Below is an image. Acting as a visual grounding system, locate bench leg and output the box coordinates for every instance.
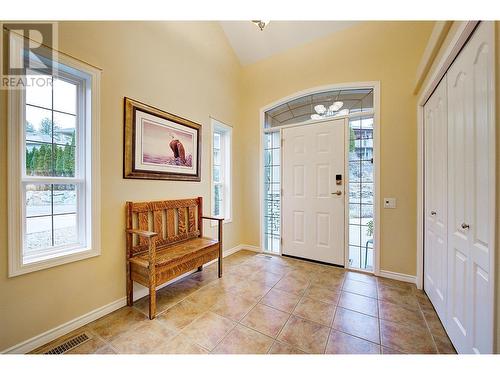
[126,263,133,306]
[197,265,203,272]
[149,286,156,320]
[218,256,222,278]
[147,237,157,319]
[217,222,223,278]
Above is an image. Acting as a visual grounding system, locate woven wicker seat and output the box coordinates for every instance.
[129,237,219,268]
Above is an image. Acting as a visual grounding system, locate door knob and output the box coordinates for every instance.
[461,223,470,230]
[430,211,437,216]
[332,190,342,196]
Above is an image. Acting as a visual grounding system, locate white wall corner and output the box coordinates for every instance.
[413,21,453,94]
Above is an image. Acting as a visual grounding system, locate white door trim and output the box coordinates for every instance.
[416,21,482,289]
[259,81,380,275]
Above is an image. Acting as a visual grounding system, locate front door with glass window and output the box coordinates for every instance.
[282,118,345,265]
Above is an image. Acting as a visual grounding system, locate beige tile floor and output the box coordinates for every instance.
[32,250,456,355]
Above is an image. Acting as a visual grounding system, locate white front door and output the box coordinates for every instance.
[423,76,448,320]
[282,118,345,265]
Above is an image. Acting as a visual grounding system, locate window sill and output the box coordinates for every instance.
[8,246,101,277]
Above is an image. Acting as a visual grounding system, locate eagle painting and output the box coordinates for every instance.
[169,134,186,165]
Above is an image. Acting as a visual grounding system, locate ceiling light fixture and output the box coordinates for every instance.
[311,100,348,120]
[329,101,344,112]
[252,20,269,31]
[314,104,326,115]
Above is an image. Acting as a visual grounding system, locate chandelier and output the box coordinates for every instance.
[310,101,349,120]
[252,20,269,31]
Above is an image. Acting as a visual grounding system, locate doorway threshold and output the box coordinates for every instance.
[281,254,345,269]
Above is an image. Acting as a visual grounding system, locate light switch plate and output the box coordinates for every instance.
[384,198,397,209]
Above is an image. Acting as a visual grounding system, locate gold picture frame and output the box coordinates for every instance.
[123,97,201,181]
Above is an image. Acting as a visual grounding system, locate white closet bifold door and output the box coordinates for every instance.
[423,76,448,321]
[446,21,495,354]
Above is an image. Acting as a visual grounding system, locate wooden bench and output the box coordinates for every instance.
[125,197,223,319]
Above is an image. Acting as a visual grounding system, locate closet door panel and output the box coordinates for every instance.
[447,50,471,354]
[423,76,448,319]
[446,21,494,354]
[433,85,448,309]
[467,22,494,354]
[424,101,436,297]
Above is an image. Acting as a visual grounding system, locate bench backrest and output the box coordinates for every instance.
[126,197,203,256]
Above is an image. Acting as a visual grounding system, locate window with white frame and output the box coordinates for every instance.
[8,42,101,276]
[211,119,232,222]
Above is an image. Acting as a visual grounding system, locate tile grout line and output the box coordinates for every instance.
[209,256,293,353]
[129,256,258,352]
[331,278,409,349]
[275,272,346,353]
[183,258,265,352]
[38,254,292,353]
[416,291,457,353]
[230,260,301,354]
[324,276,346,353]
[268,281,312,353]
[50,251,444,355]
[416,292,440,354]
[196,264,434,353]
[265,263,342,353]
[376,285,437,354]
[376,279,383,353]
[236,261,294,354]
[339,281,437,353]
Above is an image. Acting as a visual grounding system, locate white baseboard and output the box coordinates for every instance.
[238,244,261,253]
[378,269,417,285]
[1,243,258,354]
[2,297,126,354]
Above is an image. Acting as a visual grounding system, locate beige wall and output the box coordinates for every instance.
[0,21,244,351]
[240,21,434,276]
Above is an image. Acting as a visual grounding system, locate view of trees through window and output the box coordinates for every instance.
[26,117,76,177]
[24,76,79,255]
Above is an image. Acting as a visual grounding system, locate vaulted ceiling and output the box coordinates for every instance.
[219,21,358,65]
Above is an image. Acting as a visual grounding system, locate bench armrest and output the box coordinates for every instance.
[126,229,158,238]
[201,216,224,222]
[201,216,223,248]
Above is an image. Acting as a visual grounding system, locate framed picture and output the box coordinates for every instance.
[123,97,201,181]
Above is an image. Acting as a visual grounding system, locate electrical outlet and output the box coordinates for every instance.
[384,198,397,209]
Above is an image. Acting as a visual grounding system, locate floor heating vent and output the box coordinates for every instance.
[256,254,273,260]
[44,333,90,354]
